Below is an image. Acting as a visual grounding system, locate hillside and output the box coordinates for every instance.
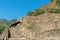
[1,13,60,40]
[9,18,17,24]
[0,18,17,26]
[0,0,60,40]
[27,0,60,16]
[0,18,17,34]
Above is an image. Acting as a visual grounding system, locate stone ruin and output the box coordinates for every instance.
[0,14,60,40]
[0,0,60,40]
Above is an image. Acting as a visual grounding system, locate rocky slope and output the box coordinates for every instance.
[0,13,60,40]
[0,0,60,40]
[27,0,60,16]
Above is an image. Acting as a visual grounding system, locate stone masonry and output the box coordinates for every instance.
[0,14,60,40]
[0,0,60,40]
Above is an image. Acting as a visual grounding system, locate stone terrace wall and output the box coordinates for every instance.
[18,14,60,33]
[1,14,60,40]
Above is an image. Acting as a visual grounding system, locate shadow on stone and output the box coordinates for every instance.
[10,21,21,27]
[8,29,11,38]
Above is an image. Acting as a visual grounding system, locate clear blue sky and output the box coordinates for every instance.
[0,0,50,20]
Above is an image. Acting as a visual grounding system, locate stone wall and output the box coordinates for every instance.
[1,14,60,40]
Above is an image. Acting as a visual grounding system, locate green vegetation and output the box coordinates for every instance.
[56,0,60,6]
[0,24,6,34]
[0,18,10,26]
[27,6,60,16]
[0,18,17,35]
[27,9,44,16]
[48,7,60,13]
[27,0,60,16]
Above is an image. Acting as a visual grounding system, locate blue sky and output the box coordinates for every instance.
[0,0,50,20]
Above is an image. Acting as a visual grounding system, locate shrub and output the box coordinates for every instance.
[56,0,60,6]
[48,7,60,13]
[0,24,6,34]
[27,9,44,16]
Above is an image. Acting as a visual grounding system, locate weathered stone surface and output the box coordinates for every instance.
[0,14,60,40]
[0,0,60,40]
